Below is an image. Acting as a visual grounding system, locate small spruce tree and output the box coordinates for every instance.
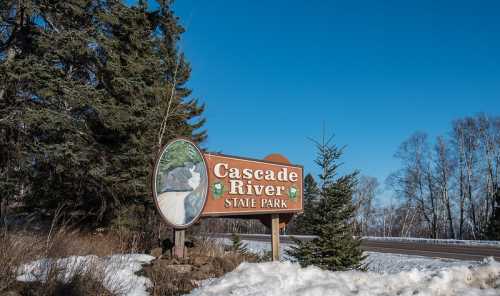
[230,233,249,256]
[287,136,364,271]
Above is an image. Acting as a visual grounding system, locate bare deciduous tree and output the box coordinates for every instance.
[353,176,379,235]
[434,136,455,238]
[384,114,500,239]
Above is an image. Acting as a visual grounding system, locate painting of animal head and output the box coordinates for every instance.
[154,139,208,228]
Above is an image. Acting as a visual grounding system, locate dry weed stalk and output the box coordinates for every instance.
[190,236,226,258]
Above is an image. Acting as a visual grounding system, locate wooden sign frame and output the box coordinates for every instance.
[151,138,209,230]
[151,137,304,260]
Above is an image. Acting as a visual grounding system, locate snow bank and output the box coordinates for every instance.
[17,254,155,296]
[188,258,500,296]
[365,251,477,274]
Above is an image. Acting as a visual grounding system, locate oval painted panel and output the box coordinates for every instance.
[153,139,208,228]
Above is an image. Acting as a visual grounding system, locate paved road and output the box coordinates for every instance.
[211,233,500,261]
[361,240,500,261]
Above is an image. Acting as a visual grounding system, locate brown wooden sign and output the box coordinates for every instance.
[201,153,303,216]
[151,137,303,260]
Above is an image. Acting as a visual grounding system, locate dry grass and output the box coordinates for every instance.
[147,264,196,296]
[0,227,143,295]
[44,228,139,258]
[189,236,226,258]
[0,231,42,293]
[190,236,260,262]
[1,227,261,296]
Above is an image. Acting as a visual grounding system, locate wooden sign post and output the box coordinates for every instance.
[271,214,280,261]
[266,154,288,262]
[173,229,185,258]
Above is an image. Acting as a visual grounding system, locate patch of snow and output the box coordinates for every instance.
[188,258,500,296]
[218,238,293,258]
[17,254,154,296]
[364,251,478,274]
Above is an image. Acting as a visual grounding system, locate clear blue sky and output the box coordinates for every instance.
[147,1,500,201]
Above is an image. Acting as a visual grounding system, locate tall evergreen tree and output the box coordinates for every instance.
[287,137,364,271]
[0,1,205,226]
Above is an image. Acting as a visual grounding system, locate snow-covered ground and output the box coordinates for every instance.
[202,237,500,295]
[15,238,499,296]
[17,254,155,296]
[187,258,500,296]
[364,251,477,274]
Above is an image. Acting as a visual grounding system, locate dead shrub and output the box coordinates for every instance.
[44,228,133,258]
[190,236,226,258]
[147,262,195,296]
[189,236,259,267]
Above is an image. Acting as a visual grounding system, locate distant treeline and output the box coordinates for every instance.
[354,114,500,240]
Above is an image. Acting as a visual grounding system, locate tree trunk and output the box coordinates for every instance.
[0,197,6,227]
[427,173,438,238]
[444,187,455,238]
